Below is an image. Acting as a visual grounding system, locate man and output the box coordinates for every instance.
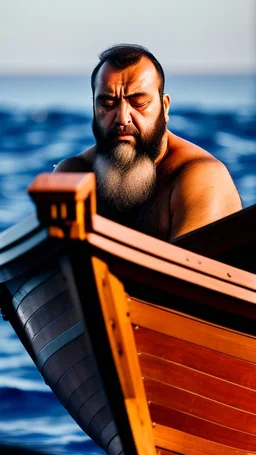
[54,43,242,241]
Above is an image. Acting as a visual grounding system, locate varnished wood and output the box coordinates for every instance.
[130,299,256,450]
[138,351,256,413]
[145,378,256,434]
[172,204,256,273]
[88,233,256,323]
[27,172,96,239]
[27,172,95,200]
[28,173,256,283]
[155,449,183,455]
[130,299,256,363]
[151,403,256,449]
[154,425,256,454]
[134,326,256,391]
[92,215,256,292]
[25,173,256,454]
[91,256,156,455]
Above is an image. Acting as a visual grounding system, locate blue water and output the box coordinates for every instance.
[0,74,255,454]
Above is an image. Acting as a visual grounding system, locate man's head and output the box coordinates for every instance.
[91,43,165,96]
[91,44,170,213]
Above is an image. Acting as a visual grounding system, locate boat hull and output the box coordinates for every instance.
[0,216,123,455]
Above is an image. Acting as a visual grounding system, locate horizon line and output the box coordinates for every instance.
[0,65,255,76]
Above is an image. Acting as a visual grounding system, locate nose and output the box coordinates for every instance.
[115,99,132,126]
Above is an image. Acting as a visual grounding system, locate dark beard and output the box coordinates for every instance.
[92,105,166,217]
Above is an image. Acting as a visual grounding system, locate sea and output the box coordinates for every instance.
[0,74,255,454]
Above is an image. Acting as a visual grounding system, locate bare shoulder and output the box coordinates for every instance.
[166,131,216,167]
[174,154,239,194]
[166,131,238,185]
[166,132,242,239]
[53,146,95,173]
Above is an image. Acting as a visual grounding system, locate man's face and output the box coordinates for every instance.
[92,57,170,212]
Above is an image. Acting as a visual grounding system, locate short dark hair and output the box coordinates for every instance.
[91,43,165,95]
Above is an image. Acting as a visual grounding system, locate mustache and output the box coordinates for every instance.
[107,124,140,138]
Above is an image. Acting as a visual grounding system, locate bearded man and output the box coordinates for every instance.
[54,43,242,241]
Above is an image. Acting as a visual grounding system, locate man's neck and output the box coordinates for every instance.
[154,131,169,166]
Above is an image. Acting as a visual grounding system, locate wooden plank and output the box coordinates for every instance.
[150,403,256,450]
[172,205,256,274]
[138,352,256,413]
[92,214,256,291]
[27,173,256,285]
[91,256,156,455]
[154,425,255,455]
[135,327,256,391]
[88,233,256,303]
[155,449,183,455]
[27,172,96,200]
[130,299,256,363]
[25,173,256,454]
[145,378,256,434]
[27,173,97,240]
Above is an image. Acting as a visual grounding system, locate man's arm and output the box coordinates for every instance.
[170,158,242,240]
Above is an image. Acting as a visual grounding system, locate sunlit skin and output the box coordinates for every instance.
[54,56,242,241]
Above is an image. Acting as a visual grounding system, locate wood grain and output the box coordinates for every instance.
[130,299,256,363]
[150,403,256,450]
[92,212,256,290]
[139,352,256,413]
[92,256,156,455]
[134,326,256,390]
[145,378,256,433]
[154,425,255,454]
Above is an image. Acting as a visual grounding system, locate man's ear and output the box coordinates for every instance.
[163,94,171,123]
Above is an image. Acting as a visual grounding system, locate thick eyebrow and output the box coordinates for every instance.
[96,91,149,102]
[96,93,117,102]
[125,92,149,99]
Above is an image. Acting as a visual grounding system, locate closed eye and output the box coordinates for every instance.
[128,94,150,108]
[96,93,150,109]
[96,95,117,108]
[101,99,116,108]
[130,99,149,108]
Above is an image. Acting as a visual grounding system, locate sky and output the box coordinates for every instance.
[0,0,255,74]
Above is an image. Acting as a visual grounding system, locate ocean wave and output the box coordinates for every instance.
[0,377,48,392]
[0,102,255,454]
[216,132,256,155]
[0,417,81,436]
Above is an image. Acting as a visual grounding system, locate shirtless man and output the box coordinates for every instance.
[54,44,242,241]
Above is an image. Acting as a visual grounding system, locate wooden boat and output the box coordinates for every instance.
[0,172,255,455]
